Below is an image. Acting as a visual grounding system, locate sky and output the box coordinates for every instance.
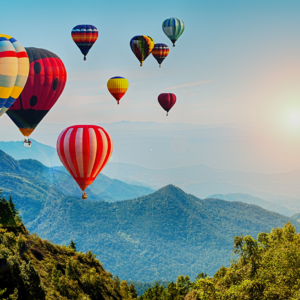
[1,0,300,172]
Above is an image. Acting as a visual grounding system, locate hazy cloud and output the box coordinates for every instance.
[164,80,213,90]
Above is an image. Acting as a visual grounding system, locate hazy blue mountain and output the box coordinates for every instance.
[3,139,300,211]
[0,140,61,167]
[291,213,300,222]
[103,162,300,211]
[0,150,153,223]
[27,185,299,282]
[209,193,293,216]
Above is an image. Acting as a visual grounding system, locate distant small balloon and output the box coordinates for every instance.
[107,77,129,104]
[130,36,155,66]
[158,93,176,116]
[152,43,169,67]
[71,25,98,60]
[162,18,185,47]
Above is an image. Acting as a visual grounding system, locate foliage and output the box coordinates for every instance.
[187,222,300,300]
[0,197,138,300]
[127,280,171,296]
[138,275,195,300]
[69,239,77,251]
[0,190,22,226]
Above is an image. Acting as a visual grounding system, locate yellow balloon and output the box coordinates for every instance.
[0,34,29,117]
[107,77,129,104]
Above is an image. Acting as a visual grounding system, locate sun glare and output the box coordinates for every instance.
[288,112,300,127]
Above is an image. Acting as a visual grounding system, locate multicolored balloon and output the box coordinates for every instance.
[71,25,98,60]
[158,93,176,116]
[162,18,185,47]
[107,77,129,104]
[152,43,169,67]
[0,34,29,117]
[130,36,155,66]
[7,48,67,139]
[57,125,113,199]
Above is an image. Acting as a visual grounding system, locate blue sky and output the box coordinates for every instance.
[1,0,300,126]
[1,0,300,172]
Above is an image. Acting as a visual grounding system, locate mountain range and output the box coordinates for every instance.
[2,140,300,214]
[0,148,298,281]
[0,150,153,224]
[27,184,299,281]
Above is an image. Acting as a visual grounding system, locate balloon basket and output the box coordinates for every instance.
[159,65,161,68]
[84,57,86,61]
[24,138,31,148]
[82,192,87,200]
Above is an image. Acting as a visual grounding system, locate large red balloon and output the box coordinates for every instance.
[158,93,176,116]
[57,125,113,196]
[7,47,67,138]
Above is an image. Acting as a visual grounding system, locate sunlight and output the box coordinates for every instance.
[288,112,300,128]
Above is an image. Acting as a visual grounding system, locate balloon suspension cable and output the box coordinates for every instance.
[84,56,86,61]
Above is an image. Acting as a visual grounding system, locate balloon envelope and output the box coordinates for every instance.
[162,18,185,46]
[130,36,154,66]
[152,43,169,67]
[7,47,67,138]
[71,25,98,60]
[0,34,29,117]
[57,125,113,192]
[107,77,129,104]
[158,93,176,115]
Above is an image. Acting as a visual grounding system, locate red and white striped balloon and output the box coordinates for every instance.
[57,125,113,192]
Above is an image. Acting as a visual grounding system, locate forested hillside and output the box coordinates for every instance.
[26,184,299,281]
[0,193,138,300]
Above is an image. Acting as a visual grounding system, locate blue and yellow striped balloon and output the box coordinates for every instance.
[162,18,185,47]
[0,34,29,117]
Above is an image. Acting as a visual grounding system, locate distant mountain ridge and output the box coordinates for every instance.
[209,193,294,216]
[2,140,300,213]
[0,149,154,224]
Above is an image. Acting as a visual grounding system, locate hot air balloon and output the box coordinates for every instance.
[57,125,113,199]
[107,77,129,104]
[158,93,176,116]
[71,25,98,61]
[130,36,154,66]
[152,43,169,67]
[7,48,67,147]
[0,34,29,117]
[162,18,185,47]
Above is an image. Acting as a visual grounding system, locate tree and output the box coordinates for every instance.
[68,239,76,251]
[188,222,300,300]
[194,272,207,282]
[8,195,18,217]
